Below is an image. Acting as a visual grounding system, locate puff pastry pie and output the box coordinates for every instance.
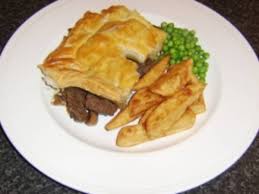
[39,5,166,106]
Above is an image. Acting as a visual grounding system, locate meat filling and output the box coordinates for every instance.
[62,87,89,123]
[53,87,118,124]
[85,93,118,116]
[130,57,157,76]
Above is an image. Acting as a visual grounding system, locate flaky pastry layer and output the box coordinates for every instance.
[39,5,166,105]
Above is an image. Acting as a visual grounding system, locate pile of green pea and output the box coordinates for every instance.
[159,22,210,82]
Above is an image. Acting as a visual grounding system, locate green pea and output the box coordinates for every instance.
[161,22,167,29]
[199,71,206,79]
[190,30,196,36]
[198,49,204,55]
[195,45,202,51]
[199,66,206,73]
[180,50,185,57]
[190,42,195,49]
[196,62,203,68]
[193,37,198,44]
[163,45,169,52]
[188,50,194,57]
[193,66,198,74]
[193,55,200,62]
[166,26,173,33]
[168,23,174,29]
[185,43,191,49]
[200,77,206,83]
[182,50,187,56]
[179,45,185,51]
[182,29,188,36]
[174,53,179,60]
[204,62,209,71]
[169,48,175,55]
[203,52,210,59]
[167,34,172,40]
[168,40,173,47]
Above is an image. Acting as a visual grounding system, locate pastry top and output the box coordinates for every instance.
[39,5,166,106]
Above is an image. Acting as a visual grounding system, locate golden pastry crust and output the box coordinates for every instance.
[39,5,166,105]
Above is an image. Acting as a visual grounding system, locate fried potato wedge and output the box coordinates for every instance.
[116,109,196,147]
[133,56,170,90]
[139,105,158,126]
[190,72,200,84]
[165,109,196,135]
[105,88,163,130]
[105,106,141,130]
[189,94,206,114]
[146,82,205,139]
[129,88,164,117]
[116,125,149,147]
[150,59,193,96]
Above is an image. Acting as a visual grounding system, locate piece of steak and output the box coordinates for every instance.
[59,86,118,123]
[85,93,118,116]
[62,87,89,123]
[137,58,157,76]
[87,111,98,125]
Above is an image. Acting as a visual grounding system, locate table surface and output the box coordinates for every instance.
[0,0,258,194]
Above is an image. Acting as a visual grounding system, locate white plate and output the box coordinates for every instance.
[0,0,258,193]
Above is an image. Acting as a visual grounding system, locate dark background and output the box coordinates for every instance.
[0,0,258,193]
